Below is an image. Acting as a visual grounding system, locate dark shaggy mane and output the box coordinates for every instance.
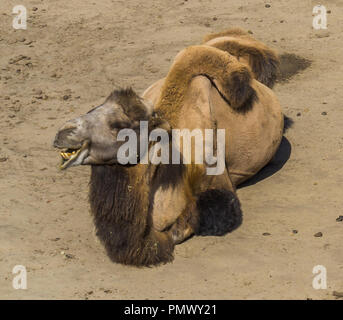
[196,189,242,236]
[89,165,174,266]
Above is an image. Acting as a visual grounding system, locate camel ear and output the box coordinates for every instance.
[106,88,152,121]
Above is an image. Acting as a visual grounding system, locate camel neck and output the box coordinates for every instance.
[88,164,174,266]
[89,164,151,243]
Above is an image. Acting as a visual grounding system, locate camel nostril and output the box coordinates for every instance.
[53,127,77,147]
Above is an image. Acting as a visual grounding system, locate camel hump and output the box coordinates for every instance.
[205,37,279,88]
[156,45,256,121]
[203,28,280,88]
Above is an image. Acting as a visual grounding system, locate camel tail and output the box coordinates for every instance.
[283,114,293,133]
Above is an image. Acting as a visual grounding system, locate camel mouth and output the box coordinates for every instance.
[58,141,89,170]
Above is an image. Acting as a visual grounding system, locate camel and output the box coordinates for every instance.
[53,29,284,266]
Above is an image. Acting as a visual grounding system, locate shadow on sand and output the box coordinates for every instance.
[276,53,312,83]
[238,136,292,188]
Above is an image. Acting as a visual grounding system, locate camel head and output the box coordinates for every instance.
[53,88,156,170]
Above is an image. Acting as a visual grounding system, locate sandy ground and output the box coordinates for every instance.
[0,0,342,300]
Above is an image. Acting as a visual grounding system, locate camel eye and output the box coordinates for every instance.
[109,121,131,130]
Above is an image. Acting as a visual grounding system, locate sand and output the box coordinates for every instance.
[0,0,342,299]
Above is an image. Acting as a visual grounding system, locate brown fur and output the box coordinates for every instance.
[90,164,175,267]
[203,28,279,88]
[89,154,207,266]
[183,164,206,201]
[106,88,150,121]
[155,45,256,127]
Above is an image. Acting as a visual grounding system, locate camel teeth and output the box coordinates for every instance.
[61,152,70,160]
[60,149,79,161]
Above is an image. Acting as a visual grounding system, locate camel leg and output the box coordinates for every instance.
[168,170,241,244]
[168,201,198,244]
